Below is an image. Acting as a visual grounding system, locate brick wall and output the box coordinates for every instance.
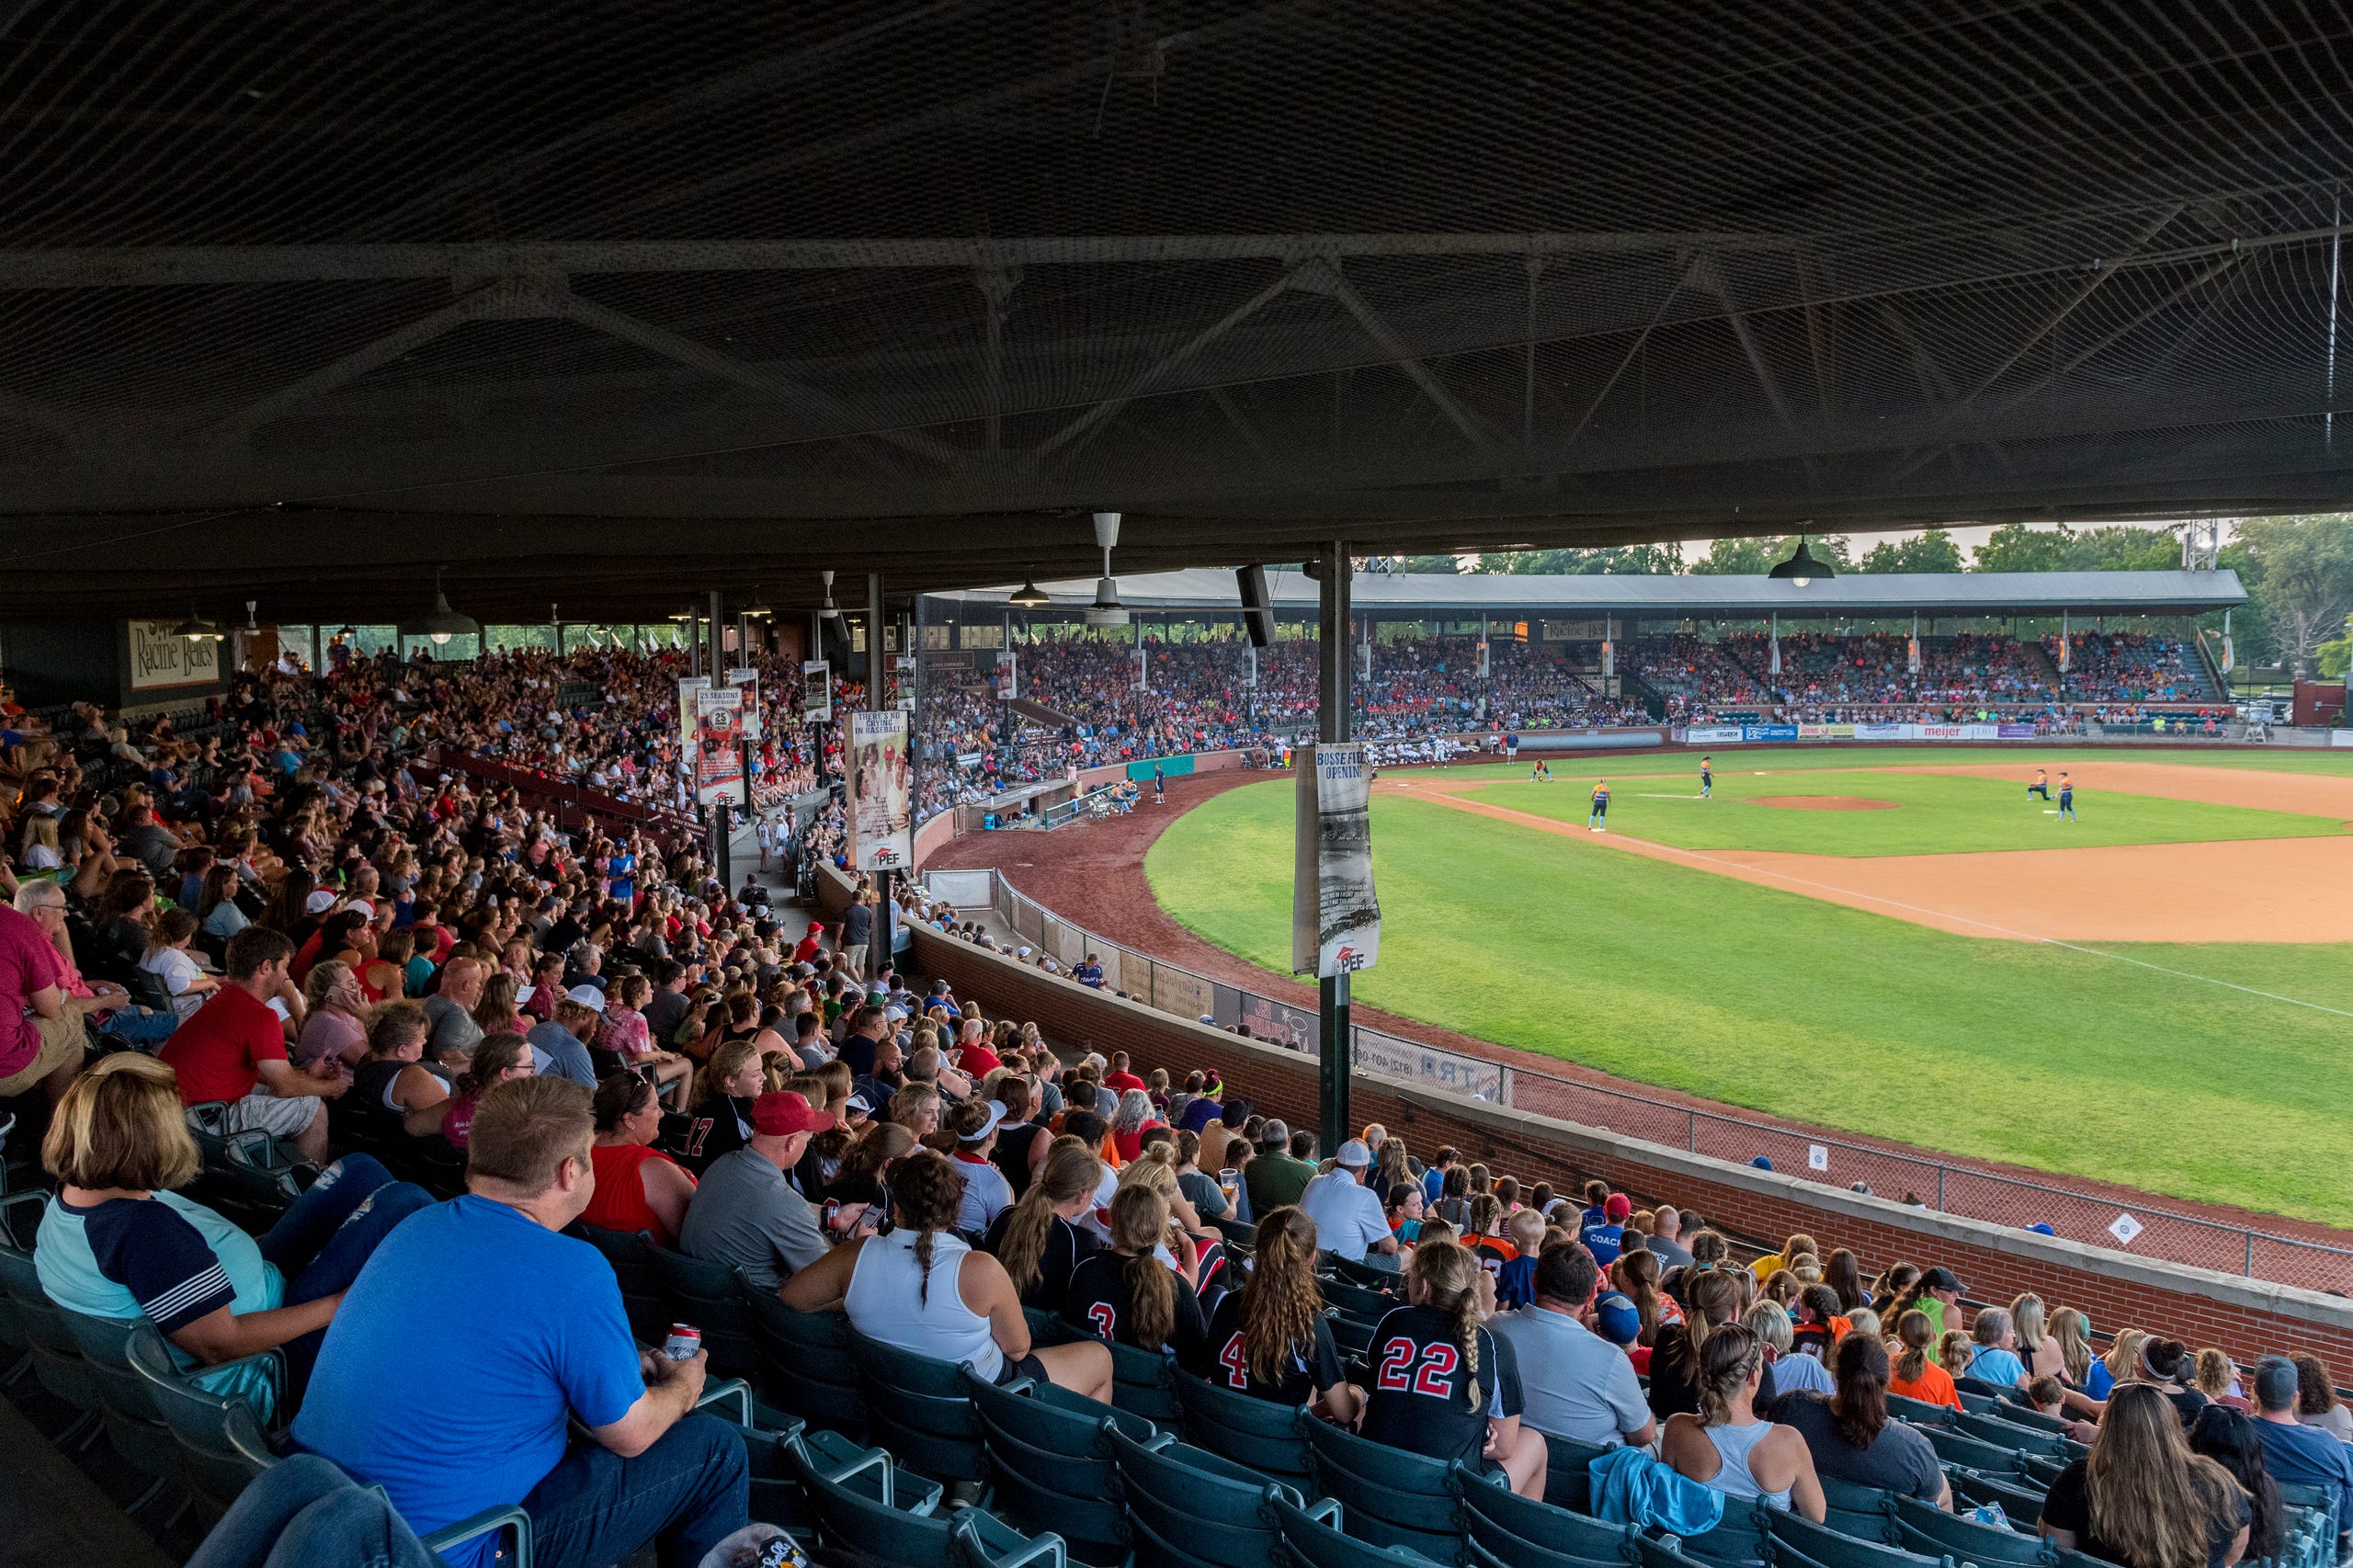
[911,925,2353,1380]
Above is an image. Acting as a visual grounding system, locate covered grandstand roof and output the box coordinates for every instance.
[0,3,2347,621]
[937,569,2247,619]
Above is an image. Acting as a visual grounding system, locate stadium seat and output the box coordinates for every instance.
[2276,1481,2341,1560]
[1107,1422,1301,1568]
[652,1246,759,1380]
[951,1507,1082,1568]
[1460,1466,1641,1566]
[1269,1491,1451,1568]
[1105,1338,1184,1426]
[1986,1402,2074,1437]
[1765,1509,1949,1568]
[1951,1410,2073,1459]
[2018,1455,2069,1490]
[964,1369,1137,1566]
[1541,1433,1615,1514]
[1172,1369,1315,1486]
[790,1434,1061,1568]
[1325,1312,1378,1361]
[569,1219,672,1345]
[1948,1470,2048,1522]
[1917,1425,2024,1472]
[1953,1391,1999,1415]
[1322,1278,1404,1319]
[1886,1395,1957,1427]
[1301,1415,1463,1560]
[124,1324,284,1518]
[1954,1377,2015,1402]
[0,1207,105,1449]
[847,1328,991,1483]
[1816,1476,1900,1545]
[1891,1494,2050,1563]
[743,1291,867,1437]
[1211,1217,1257,1252]
[1329,1256,1405,1291]
[54,1303,191,1517]
[1670,1488,1776,1568]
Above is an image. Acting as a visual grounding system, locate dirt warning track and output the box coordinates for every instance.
[1380,775,2353,943]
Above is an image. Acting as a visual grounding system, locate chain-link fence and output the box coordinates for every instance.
[933,867,2353,1296]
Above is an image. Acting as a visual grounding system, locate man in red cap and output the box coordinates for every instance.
[1578,1192,1633,1268]
[676,1090,833,1293]
[792,921,824,967]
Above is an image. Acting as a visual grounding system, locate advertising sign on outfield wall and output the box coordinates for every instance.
[1685,725,1744,744]
[1741,723,1801,742]
[1354,1029,1508,1101]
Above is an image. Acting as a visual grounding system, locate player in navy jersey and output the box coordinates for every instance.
[1061,1185,1208,1358]
[1183,1208,1359,1421]
[1358,1240,1547,1496]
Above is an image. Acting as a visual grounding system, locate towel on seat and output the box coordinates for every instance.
[1588,1443,1726,1539]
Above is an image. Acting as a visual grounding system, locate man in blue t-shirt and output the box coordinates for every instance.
[293,1078,746,1568]
[2253,1358,2353,1557]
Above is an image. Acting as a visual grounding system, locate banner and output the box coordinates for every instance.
[128,620,222,690]
[1740,723,1800,742]
[1353,1030,1508,1103]
[726,666,761,740]
[1132,646,1147,692]
[847,710,914,870]
[676,676,709,758]
[692,686,745,804]
[992,650,1017,701]
[1292,743,1381,978]
[1996,722,2038,739]
[1685,724,1744,744]
[1854,722,1915,740]
[801,661,830,726]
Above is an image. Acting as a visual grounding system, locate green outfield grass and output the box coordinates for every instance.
[1144,776,2353,1225]
[1458,768,2347,857]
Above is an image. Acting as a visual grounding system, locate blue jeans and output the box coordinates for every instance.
[521,1413,749,1568]
[256,1154,435,1385]
[188,1453,443,1568]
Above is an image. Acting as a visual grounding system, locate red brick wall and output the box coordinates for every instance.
[913,926,2353,1380]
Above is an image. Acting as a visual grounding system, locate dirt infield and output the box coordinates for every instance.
[1905,760,2353,816]
[1387,774,2353,943]
[1752,796,1897,812]
[923,767,2353,1254]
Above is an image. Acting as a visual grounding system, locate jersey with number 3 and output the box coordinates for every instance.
[1060,1252,1207,1358]
[1358,1302,1522,1466]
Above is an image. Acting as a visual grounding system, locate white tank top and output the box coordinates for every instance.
[844,1227,1003,1381]
[1703,1419,1791,1510]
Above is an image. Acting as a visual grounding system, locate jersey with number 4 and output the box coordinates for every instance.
[1060,1252,1207,1358]
[1358,1302,1523,1466]
[1187,1291,1347,1406]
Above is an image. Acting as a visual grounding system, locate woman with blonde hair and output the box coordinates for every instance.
[2012,1293,2065,1381]
[295,959,370,1069]
[33,1054,430,1403]
[982,1137,1106,1311]
[1661,1322,1827,1520]
[1062,1184,1207,1357]
[2090,1327,2153,1401]
[2037,1383,2250,1568]
[682,1039,764,1170]
[1358,1240,1548,1498]
[2052,1307,2097,1387]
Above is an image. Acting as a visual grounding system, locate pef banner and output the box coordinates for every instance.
[1292,743,1381,978]
[726,666,761,740]
[847,709,914,870]
[676,676,709,759]
[801,661,831,726]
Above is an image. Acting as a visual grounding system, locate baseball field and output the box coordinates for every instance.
[1142,746,2353,1225]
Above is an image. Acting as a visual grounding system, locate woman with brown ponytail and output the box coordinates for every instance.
[1649,1267,1780,1422]
[783,1147,1114,1402]
[1186,1207,1358,1424]
[1660,1322,1825,1520]
[1358,1240,1548,1499]
[980,1137,1105,1311]
[1062,1185,1207,1358]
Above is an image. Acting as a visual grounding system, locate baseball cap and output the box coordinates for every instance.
[1592,1290,1643,1346]
[1604,1193,1631,1221]
[845,1094,872,1117]
[344,899,376,917]
[1335,1139,1373,1168]
[304,890,336,914]
[2256,1356,2301,1412]
[564,984,607,1012]
[1919,1267,1965,1293]
[959,1101,1009,1142]
[750,1091,831,1137]
[883,1005,908,1021]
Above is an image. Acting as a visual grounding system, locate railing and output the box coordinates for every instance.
[932,866,2353,1296]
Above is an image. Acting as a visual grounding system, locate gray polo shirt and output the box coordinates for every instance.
[676,1147,828,1292]
[1489,1302,1652,1447]
[423,994,483,1060]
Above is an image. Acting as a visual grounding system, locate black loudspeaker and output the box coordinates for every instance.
[1237,564,1275,649]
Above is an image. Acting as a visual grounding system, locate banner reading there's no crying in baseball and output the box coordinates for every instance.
[847,709,913,870]
[1292,742,1381,979]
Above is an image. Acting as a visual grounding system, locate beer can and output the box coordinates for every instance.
[663,1324,701,1360]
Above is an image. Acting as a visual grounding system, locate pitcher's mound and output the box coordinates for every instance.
[1753,795,1899,812]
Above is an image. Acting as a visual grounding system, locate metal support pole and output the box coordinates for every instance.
[709,590,723,677]
[868,572,893,983]
[310,622,323,674]
[1316,540,1353,1154]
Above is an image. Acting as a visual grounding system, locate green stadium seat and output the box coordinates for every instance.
[1949,1469,2049,1522]
[1951,1410,2072,1459]
[1212,1217,1258,1252]
[1460,1466,1640,1566]
[1105,1337,1184,1426]
[1670,1488,1775,1568]
[569,1219,672,1345]
[1918,1425,2023,1472]
[1172,1369,1315,1486]
[743,1291,867,1437]
[847,1327,991,1483]
[1886,1395,1957,1427]
[1270,1491,1450,1568]
[964,1369,1135,1566]
[1765,1509,1951,1568]
[1986,1402,2074,1437]
[790,1432,1063,1568]
[951,1507,1080,1568]
[54,1302,189,1517]
[651,1245,759,1380]
[1107,1422,1300,1568]
[1816,1476,1900,1545]
[1301,1415,1462,1561]
[1891,1494,2051,1563]
[1322,1278,1404,1319]
[1540,1434,1614,1514]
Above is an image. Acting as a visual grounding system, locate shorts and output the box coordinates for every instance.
[840,944,868,978]
[0,1013,85,1097]
[223,1091,322,1141]
[995,1352,1049,1387]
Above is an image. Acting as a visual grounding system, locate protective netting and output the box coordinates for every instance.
[2,2,2351,616]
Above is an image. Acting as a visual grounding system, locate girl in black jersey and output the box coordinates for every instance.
[1358,1240,1547,1498]
[988,1074,1048,1199]
[1062,1185,1208,1358]
[981,1137,1104,1312]
[1186,1207,1360,1423]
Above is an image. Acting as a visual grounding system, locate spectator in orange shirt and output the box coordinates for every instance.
[1887,1311,1961,1410]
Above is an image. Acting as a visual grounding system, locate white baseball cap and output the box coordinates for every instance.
[1335,1139,1373,1168]
[304,890,336,914]
[564,984,608,1012]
